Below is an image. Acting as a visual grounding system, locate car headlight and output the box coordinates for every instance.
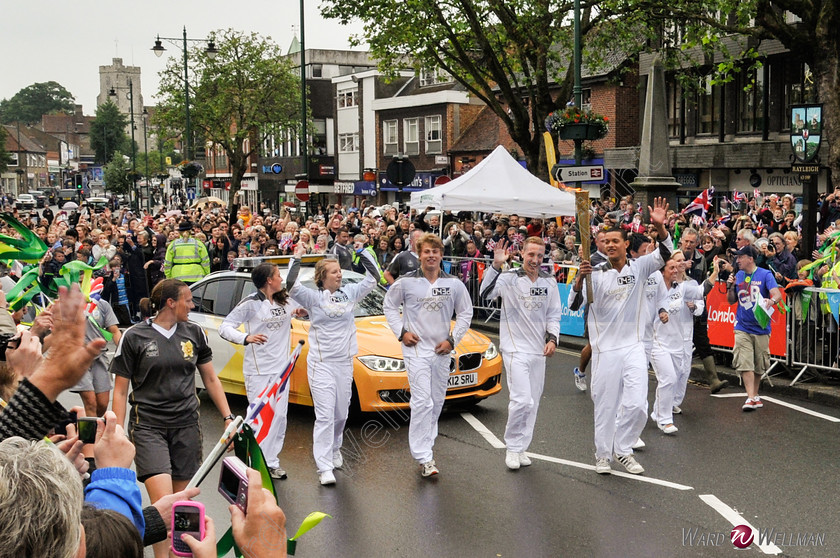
[358,355,406,372]
[483,342,498,360]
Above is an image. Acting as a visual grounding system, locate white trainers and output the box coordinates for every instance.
[319,470,336,485]
[333,452,343,469]
[519,453,532,467]
[421,460,439,477]
[614,454,645,474]
[632,438,646,450]
[595,457,612,474]
[672,405,682,414]
[658,423,678,434]
[505,451,521,470]
[573,367,587,392]
[268,466,287,480]
[752,396,763,408]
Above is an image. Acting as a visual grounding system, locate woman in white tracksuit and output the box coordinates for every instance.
[650,252,704,433]
[219,263,295,480]
[287,243,378,485]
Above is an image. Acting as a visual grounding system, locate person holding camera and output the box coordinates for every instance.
[726,245,783,411]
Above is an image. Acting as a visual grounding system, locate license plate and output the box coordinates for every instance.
[447,372,478,389]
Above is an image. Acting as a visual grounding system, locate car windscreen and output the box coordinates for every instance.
[298,278,385,318]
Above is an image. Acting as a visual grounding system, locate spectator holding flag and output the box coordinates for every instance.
[726,245,783,411]
[220,263,298,480]
[111,279,233,558]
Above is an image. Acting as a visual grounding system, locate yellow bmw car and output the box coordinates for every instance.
[189,255,502,413]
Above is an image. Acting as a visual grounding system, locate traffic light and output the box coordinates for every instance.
[75,175,83,189]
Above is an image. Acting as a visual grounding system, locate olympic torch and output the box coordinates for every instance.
[575,190,594,303]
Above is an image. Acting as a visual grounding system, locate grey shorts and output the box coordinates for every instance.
[128,422,203,482]
[70,361,112,394]
[733,330,770,375]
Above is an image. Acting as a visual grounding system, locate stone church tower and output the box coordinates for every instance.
[97,58,144,134]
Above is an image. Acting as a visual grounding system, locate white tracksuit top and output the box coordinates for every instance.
[287,250,378,362]
[642,271,663,347]
[652,275,705,349]
[479,266,563,355]
[568,235,673,353]
[383,269,473,358]
[219,291,294,376]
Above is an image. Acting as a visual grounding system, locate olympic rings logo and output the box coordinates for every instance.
[265,321,283,331]
[423,301,444,312]
[325,305,346,318]
[523,301,543,310]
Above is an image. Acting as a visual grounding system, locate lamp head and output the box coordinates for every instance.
[152,37,165,57]
[206,41,218,60]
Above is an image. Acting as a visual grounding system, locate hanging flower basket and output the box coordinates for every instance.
[545,108,609,141]
[178,161,204,179]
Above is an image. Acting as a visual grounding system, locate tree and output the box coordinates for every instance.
[89,102,129,165]
[154,29,302,196]
[103,151,133,195]
[0,81,75,125]
[0,127,13,173]
[321,0,643,177]
[636,0,840,185]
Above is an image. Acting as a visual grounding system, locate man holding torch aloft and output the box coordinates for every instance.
[569,198,673,475]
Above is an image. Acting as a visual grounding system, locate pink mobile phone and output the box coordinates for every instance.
[171,501,205,557]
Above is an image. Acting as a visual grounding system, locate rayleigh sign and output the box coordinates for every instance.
[378,171,446,191]
[790,104,823,163]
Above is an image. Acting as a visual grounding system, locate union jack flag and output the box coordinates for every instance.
[245,341,304,444]
[732,190,747,204]
[681,187,714,220]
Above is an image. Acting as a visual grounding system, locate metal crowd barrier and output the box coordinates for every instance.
[785,287,840,385]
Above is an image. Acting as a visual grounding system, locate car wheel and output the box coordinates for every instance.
[348,382,363,421]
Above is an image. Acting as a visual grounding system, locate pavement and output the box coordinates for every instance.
[471,320,840,409]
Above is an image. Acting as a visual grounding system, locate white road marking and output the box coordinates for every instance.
[459,412,505,448]
[460,413,693,490]
[556,348,580,357]
[711,393,840,422]
[699,494,782,555]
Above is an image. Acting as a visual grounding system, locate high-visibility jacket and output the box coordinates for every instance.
[164,237,210,283]
[352,246,387,285]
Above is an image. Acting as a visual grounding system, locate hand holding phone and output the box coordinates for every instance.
[171,501,206,557]
[218,456,249,512]
[77,416,103,444]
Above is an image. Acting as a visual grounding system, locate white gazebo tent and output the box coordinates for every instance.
[408,145,577,218]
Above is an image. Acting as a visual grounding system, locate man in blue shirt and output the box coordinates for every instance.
[726,245,783,411]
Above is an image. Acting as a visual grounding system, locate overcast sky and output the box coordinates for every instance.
[1,0,365,115]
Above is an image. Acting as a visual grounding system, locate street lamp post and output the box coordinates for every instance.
[109,80,138,211]
[151,28,218,162]
[142,108,150,212]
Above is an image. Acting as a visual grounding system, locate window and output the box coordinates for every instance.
[383,120,398,155]
[696,76,721,135]
[337,90,357,109]
[667,83,682,137]
[403,118,419,155]
[425,115,442,154]
[737,67,765,133]
[195,279,238,316]
[782,61,817,130]
[313,119,327,155]
[418,67,453,86]
[339,133,359,153]
[310,64,323,78]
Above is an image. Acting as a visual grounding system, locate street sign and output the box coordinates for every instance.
[552,165,605,183]
[295,180,310,202]
[386,157,416,187]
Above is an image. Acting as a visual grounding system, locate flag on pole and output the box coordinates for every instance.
[245,340,304,444]
[681,187,714,220]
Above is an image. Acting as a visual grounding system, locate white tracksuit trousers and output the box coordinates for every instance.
[244,374,290,469]
[650,348,683,427]
[591,345,648,460]
[673,341,694,408]
[405,354,450,463]
[503,352,546,453]
[307,359,353,474]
